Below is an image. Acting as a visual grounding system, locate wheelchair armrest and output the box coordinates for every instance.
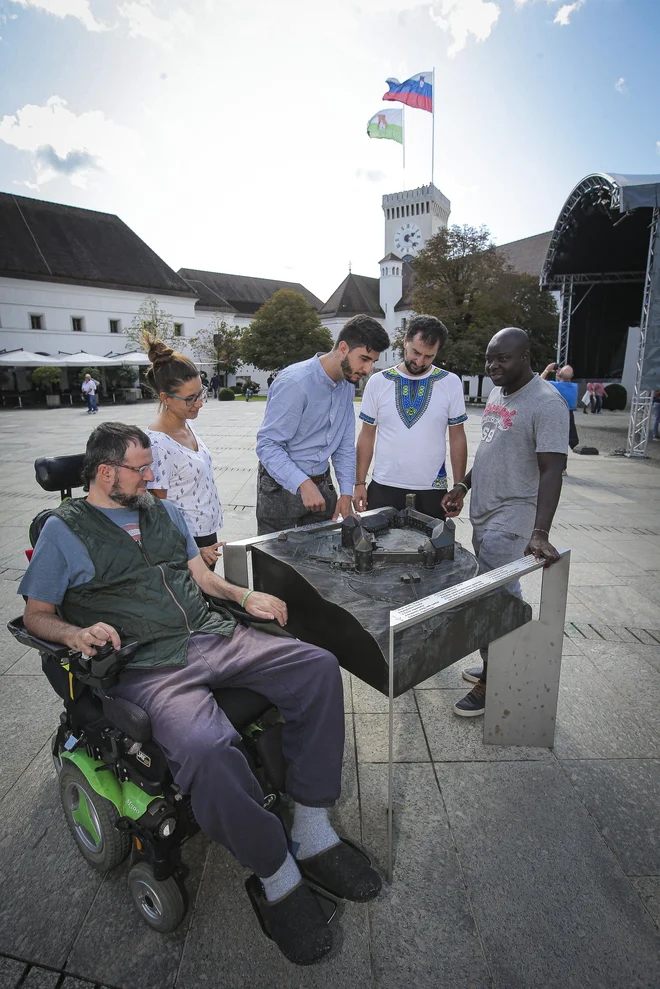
[7,617,73,660]
[205,595,277,626]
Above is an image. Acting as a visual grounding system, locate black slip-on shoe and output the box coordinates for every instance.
[246,878,333,966]
[297,838,382,902]
[461,666,482,684]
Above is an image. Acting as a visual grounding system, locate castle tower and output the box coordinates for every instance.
[382,183,451,260]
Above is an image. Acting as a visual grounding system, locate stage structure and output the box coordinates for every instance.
[541,173,660,457]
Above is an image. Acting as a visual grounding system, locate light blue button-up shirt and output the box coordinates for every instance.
[256,355,356,496]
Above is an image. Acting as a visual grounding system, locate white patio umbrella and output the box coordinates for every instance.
[57,351,119,366]
[0,349,63,367]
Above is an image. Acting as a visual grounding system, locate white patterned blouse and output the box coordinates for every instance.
[146,424,223,538]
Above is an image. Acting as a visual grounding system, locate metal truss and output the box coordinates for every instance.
[556,278,573,366]
[626,206,659,458]
[541,174,617,288]
[549,271,645,288]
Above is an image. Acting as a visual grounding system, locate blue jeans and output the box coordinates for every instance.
[85,393,97,412]
[472,526,528,683]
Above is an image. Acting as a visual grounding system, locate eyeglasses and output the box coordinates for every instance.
[164,387,208,408]
[109,462,154,477]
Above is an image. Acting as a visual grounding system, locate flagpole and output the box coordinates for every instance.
[402,107,406,189]
[431,66,435,186]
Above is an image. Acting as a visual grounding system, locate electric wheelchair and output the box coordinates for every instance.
[8,453,298,936]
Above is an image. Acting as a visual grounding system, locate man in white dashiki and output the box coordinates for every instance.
[354,315,468,519]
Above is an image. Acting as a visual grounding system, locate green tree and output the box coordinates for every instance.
[189,315,243,374]
[409,224,558,376]
[240,289,332,371]
[31,366,62,394]
[124,296,176,350]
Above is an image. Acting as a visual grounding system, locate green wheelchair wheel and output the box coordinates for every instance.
[59,761,130,871]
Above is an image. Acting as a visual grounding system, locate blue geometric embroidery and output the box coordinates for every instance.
[359,411,375,424]
[432,462,448,489]
[383,366,448,429]
[448,413,468,426]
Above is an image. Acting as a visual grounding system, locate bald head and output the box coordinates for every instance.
[558,365,574,381]
[488,327,530,356]
[485,327,534,394]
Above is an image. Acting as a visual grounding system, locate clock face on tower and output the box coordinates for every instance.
[394,223,423,260]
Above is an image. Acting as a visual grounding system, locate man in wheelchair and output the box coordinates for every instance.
[19,422,381,965]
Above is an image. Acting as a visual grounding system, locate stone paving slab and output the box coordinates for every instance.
[438,761,660,989]
[563,759,660,877]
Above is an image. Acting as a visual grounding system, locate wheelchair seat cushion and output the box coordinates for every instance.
[102,695,152,743]
[213,688,272,729]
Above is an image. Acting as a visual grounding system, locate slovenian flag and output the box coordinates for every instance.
[383,72,433,113]
[367,109,403,144]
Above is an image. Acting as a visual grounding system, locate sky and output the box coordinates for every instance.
[0,0,658,303]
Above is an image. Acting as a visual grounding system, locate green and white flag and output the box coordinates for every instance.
[367,108,403,144]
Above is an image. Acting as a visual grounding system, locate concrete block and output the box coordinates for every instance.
[0,956,27,989]
[0,676,62,799]
[631,877,660,928]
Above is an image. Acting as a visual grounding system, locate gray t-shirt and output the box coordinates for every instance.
[469,374,568,538]
[18,500,200,606]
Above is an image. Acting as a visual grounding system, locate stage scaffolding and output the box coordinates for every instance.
[541,173,660,458]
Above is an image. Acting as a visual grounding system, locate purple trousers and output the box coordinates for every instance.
[107,626,344,877]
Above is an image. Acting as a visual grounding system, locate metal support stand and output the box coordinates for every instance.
[557,278,573,367]
[386,550,570,882]
[626,206,659,458]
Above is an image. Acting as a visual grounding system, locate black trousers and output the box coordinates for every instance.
[366,480,446,519]
[568,410,579,450]
[256,465,337,535]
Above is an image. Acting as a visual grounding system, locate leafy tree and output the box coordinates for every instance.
[189,315,243,374]
[240,289,332,371]
[74,366,101,386]
[105,364,139,389]
[31,366,62,394]
[409,224,557,376]
[124,296,176,350]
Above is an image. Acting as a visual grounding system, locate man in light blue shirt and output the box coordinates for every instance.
[256,315,390,534]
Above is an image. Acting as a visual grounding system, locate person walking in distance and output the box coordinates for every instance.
[354,315,467,517]
[256,315,390,535]
[81,373,99,414]
[592,381,606,414]
[442,328,568,717]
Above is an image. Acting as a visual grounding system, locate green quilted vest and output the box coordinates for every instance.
[55,498,236,670]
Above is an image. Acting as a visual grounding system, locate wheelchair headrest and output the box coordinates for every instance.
[35,454,85,493]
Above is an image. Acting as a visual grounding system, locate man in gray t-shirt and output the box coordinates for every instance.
[442,327,568,717]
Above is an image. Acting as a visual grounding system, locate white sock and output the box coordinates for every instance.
[259,851,301,902]
[290,803,341,861]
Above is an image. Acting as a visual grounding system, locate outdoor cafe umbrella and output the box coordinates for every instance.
[104,350,151,365]
[0,349,63,367]
[57,351,119,366]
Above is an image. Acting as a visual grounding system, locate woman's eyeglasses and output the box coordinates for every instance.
[164,387,208,408]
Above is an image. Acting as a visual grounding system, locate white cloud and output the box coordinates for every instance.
[553,1,585,26]
[118,1,194,48]
[615,77,627,94]
[7,0,107,32]
[656,141,660,156]
[429,0,500,56]
[0,96,142,188]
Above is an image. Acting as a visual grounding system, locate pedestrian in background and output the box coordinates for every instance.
[592,381,605,414]
[582,382,594,414]
[652,389,660,440]
[209,373,220,398]
[541,363,579,458]
[81,373,99,415]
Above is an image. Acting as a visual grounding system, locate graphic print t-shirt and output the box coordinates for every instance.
[359,366,467,490]
[469,375,568,537]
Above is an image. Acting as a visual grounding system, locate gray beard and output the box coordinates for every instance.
[109,483,152,510]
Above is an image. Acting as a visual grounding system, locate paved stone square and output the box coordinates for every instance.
[0,399,659,989]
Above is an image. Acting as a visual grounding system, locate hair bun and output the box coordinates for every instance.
[141,331,174,366]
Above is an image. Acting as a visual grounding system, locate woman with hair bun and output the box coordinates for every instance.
[143,333,224,569]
